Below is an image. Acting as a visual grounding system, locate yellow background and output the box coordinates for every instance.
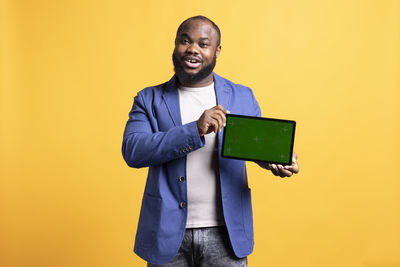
[1,0,399,266]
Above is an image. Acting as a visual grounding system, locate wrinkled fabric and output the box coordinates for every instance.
[148,226,247,267]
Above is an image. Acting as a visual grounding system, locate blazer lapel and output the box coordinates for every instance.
[214,73,232,113]
[213,73,232,150]
[162,75,182,126]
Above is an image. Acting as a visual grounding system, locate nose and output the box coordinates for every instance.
[186,43,199,54]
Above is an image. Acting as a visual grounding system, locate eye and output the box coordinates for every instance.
[200,43,209,48]
[180,39,189,45]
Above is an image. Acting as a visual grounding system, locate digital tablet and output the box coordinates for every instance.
[221,114,296,165]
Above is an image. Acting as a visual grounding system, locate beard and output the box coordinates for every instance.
[172,52,217,85]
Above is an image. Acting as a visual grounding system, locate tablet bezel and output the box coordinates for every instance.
[221,114,296,165]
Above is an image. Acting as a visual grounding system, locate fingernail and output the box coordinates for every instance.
[227,110,230,114]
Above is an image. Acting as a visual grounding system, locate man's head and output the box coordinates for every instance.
[172,16,221,87]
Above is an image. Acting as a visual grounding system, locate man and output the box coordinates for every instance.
[122,16,299,267]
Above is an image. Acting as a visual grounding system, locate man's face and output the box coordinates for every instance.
[173,19,221,85]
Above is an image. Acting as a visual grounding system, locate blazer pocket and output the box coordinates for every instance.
[241,188,254,242]
[135,194,163,248]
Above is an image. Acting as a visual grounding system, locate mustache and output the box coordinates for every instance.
[183,55,203,63]
[172,51,217,84]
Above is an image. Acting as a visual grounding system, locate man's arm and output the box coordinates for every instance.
[248,87,299,178]
[122,93,205,168]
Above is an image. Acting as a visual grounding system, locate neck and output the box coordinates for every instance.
[177,74,214,88]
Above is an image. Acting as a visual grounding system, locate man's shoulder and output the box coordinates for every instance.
[137,81,167,96]
[214,73,252,90]
[214,73,255,96]
[136,75,177,98]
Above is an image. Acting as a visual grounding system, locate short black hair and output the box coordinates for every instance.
[176,16,221,46]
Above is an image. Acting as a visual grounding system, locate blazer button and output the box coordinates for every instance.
[179,176,185,182]
[179,201,187,209]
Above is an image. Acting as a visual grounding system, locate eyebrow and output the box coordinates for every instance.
[178,33,190,39]
[178,33,210,42]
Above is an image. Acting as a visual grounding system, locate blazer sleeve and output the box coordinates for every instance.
[122,91,205,168]
[249,87,261,117]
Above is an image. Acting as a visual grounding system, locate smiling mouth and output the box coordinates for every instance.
[183,57,202,69]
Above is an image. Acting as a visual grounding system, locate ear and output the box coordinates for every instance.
[215,45,221,58]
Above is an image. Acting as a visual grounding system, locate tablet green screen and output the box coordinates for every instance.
[222,115,295,165]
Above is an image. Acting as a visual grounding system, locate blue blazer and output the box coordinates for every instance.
[122,73,261,265]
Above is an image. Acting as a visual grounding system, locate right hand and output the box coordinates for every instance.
[197,105,230,136]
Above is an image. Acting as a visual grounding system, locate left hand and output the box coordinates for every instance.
[256,152,299,178]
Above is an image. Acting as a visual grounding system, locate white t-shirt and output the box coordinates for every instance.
[178,82,225,228]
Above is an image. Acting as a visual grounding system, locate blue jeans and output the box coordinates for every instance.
[147,226,248,267]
